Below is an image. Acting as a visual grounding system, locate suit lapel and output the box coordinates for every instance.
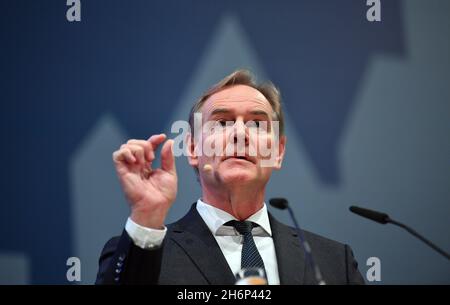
[269,213,306,285]
[169,204,236,285]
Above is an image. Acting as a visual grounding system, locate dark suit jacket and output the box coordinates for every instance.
[96,203,365,285]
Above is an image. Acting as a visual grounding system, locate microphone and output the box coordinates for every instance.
[350,205,450,261]
[202,164,213,172]
[269,198,326,285]
[349,206,389,224]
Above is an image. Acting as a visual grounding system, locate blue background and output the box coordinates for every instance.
[0,0,449,284]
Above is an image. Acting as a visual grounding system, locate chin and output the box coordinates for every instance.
[220,170,255,184]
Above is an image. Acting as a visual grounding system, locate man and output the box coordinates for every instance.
[96,70,365,285]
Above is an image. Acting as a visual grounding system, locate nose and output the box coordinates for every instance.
[232,119,249,146]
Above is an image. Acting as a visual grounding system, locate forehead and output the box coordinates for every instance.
[202,85,272,115]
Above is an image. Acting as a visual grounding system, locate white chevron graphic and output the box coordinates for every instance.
[70,114,129,284]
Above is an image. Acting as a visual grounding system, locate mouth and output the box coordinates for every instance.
[222,154,256,164]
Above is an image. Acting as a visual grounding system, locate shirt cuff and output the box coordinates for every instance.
[125,217,167,250]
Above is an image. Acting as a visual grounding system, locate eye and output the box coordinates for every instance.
[217,120,235,127]
[246,120,261,128]
[247,120,271,133]
[218,120,227,127]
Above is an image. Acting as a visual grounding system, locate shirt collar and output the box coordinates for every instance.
[196,198,272,237]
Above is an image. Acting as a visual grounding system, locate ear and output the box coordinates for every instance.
[186,132,199,170]
[274,135,286,170]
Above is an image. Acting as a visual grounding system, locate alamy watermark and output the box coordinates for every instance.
[170,113,281,168]
[66,256,81,282]
[66,0,81,22]
[366,0,381,22]
[366,256,381,282]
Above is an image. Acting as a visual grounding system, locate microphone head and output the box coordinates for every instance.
[349,205,390,224]
[269,198,289,210]
[202,164,213,172]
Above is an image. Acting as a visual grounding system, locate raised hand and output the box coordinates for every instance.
[112,134,177,229]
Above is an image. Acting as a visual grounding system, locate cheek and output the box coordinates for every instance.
[254,134,275,158]
[201,131,227,160]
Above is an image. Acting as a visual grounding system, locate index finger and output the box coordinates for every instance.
[147,133,167,151]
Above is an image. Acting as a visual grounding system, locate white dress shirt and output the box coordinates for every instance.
[125,199,280,285]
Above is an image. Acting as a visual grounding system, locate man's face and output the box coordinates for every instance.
[189,85,286,188]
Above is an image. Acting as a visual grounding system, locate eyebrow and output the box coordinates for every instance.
[210,108,231,116]
[249,110,271,118]
[209,108,271,119]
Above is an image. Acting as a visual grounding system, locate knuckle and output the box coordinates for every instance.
[129,145,139,152]
[135,146,143,154]
[122,149,133,156]
[142,141,151,149]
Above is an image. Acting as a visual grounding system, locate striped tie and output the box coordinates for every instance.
[226,220,267,278]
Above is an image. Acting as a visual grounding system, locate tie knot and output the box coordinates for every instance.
[226,220,255,235]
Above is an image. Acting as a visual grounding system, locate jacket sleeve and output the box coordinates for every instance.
[344,244,366,284]
[95,230,164,285]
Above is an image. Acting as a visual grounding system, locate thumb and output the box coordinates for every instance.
[161,139,176,175]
